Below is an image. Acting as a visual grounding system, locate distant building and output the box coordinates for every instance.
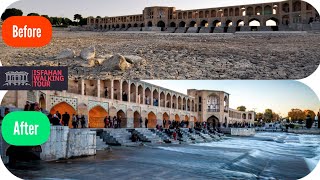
[2,79,255,128]
[87,0,319,32]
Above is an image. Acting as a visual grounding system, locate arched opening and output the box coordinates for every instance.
[188,12,192,19]
[213,20,221,27]
[249,19,261,31]
[166,93,171,108]
[189,21,197,27]
[50,102,76,127]
[223,9,228,17]
[178,96,182,110]
[147,112,157,128]
[235,8,240,16]
[266,18,279,31]
[138,85,143,104]
[179,21,186,27]
[145,88,151,105]
[121,24,125,29]
[163,112,169,128]
[200,20,208,27]
[293,1,301,12]
[6,145,42,166]
[134,23,138,27]
[157,21,165,31]
[248,113,252,120]
[117,110,126,128]
[282,3,289,13]
[264,5,272,15]
[247,7,254,16]
[116,24,120,28]
[122,81,129,102]
[147,21,153,27]
[183,12,187,19]
[160,92,165,107]
[134,111,141,128]
[175,114,180,122]
[185,115,189,127]
[104,25,107,29]
[39,94,46,110]
[153,89,159,106]
[101,79,111,99]
[140,23,145,27]
[182,98,186,110]
[242,113,247,119]
[89,106,108,128]
[172,95,177,109]
[170,22,176,27]
[236,20,244,31]
[207,115,220,129]
[178,12,182,19]
[113,80,120,100]
[229,8,234,16]
[199,11,204,18]
[130,83,136,103]
[282,15,290,25]
[187,99,191,111]
[100,25,103,30]
[225,20,232,32]
[211,10,216,18]
[255,6,262,15]
[205,10,210,18]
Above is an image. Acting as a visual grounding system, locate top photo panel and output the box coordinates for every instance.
[1,0,320,80]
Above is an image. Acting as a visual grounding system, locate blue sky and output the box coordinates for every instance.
[143,80,319,117]
[8,0,284,19]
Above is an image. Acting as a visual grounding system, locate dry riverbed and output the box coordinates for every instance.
[0,30,319,80]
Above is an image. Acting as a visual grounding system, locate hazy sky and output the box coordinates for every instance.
[143,80,320,117]
[8,0,284,19]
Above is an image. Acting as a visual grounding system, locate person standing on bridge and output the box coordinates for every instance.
[72,114,77,128]
[139,117,143,128]
[62,112,70,126]
[145,118,148,128]
[81,115,86,128]
[163,119,167,129]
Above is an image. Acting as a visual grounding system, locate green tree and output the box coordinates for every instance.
[255,112,263,121]
[27,13,40,16]
[1,8,23,21]
[79,18,87,26]
[264,109,273,122]
[74,14,82,21]
[237,106,246,112]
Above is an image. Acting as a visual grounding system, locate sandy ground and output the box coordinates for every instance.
[0,30,320,80]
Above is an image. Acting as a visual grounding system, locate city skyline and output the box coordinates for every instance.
[8,0,285,19]
[143,80,319,117]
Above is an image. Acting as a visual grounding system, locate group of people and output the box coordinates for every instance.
[103,116,122,128]
[47,111,86,128]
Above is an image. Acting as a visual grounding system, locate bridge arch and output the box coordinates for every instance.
[117,110,126,128]
[134,111,141,128]
[207,115,219,129]
[189,21,197,27]
[147,21,153,27]
[200,20,208,27]
[89,105,108,128]
[179,21,186,27]
[213,20,221,27]
[50,102,76,127]
[147,111,157,128]
[157,21,165,28]
[170,22,176,27]
[163,112,169,128]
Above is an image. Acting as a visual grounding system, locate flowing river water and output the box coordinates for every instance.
[6,132,320,180]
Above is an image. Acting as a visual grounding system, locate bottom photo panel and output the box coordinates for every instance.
[0,80,320,179]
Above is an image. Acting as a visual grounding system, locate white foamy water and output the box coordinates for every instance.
[157,132,320,179]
